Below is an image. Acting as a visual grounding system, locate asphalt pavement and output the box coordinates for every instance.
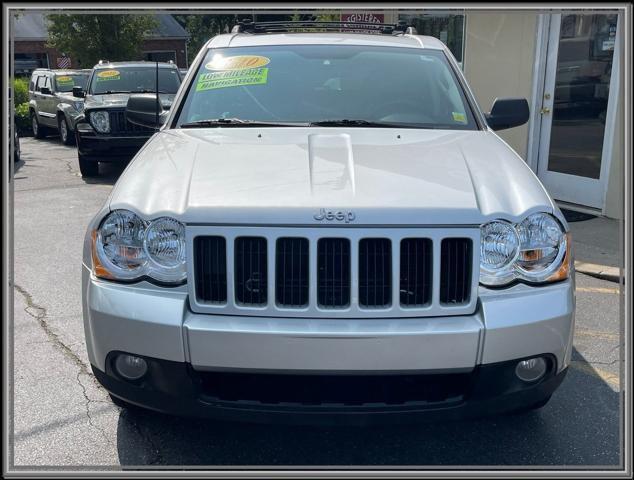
[9,136,623,468]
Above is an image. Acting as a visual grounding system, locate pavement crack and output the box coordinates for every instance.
[14,283,89,375]
[120,410,164,465]
[76,371,115,447]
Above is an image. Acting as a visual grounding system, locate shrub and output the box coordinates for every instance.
[12,77,29,105]
[14,102,31,134]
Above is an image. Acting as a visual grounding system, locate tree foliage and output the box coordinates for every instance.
[46,14,158,68]
[173,14,238,64]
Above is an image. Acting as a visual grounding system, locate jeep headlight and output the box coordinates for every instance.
[92,210,186,283]
[479,220,520,286]
[479,213,571,287]
[90,110,110,133]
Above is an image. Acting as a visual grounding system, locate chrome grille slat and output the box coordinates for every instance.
[400,238,432,307]
[317,238,351,308]
[359,238,391,308]
[440,238,472,305]
[189,227,479,318]
[276,237,309,307]
[235,236,268,306]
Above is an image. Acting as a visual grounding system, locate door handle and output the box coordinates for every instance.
[540,107,551,115]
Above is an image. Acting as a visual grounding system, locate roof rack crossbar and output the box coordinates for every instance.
[232,20,415,35]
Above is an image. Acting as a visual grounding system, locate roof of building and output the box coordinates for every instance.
[13,13,189,41]
[207,32,445,50]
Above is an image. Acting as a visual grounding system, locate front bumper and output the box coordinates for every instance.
[82,266,575,422]
[76,129,151,161]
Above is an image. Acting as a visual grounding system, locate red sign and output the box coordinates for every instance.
[341,12,385,24]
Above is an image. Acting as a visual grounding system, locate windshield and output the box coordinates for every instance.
[54,74,89,92]
[89,66,181,95]
[176,45,477,129]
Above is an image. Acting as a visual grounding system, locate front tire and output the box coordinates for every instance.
[78,154,99,177]
[31,111,47,139]
[58,116,74,145]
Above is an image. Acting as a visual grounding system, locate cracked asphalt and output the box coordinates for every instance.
[9,137,623,468]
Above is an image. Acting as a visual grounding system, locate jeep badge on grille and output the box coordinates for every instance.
[313,208,356,223]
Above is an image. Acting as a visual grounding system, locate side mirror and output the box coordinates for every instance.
[72,86,85,98]
[39,86,52,95]
[126,93,168,129]
[485,98,530,131]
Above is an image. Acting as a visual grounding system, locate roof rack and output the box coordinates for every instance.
[231,19,417,35]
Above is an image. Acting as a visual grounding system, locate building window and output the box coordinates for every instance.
[14,53,49,74]
[398,12,466,64]
[144,51,176,63]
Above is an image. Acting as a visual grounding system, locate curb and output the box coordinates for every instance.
[575,261,622,283]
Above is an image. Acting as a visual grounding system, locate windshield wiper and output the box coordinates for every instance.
[180,118,310,128]
[97,90,132,95]
[310,119,436,129]
[133,89,174,94]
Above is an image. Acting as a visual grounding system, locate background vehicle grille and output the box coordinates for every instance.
[190,227,478,318]
[110,110,155,134]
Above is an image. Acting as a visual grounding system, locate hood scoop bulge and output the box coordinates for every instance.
[307,133,356,197]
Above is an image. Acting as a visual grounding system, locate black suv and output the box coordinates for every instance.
[28,68,91,144]
[73,61,182,177]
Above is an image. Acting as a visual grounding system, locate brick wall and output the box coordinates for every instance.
[14,38,188,70]
[14,40,66,68]
[142,39,188,68]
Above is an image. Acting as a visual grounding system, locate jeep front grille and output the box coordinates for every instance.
[400,238,433,307]
[317,238,351,308]
[440,238,473,305]
[110,110,155,134]
[276,237,309,307]
[359,238,392,308]
[234,236,268,306]
[189,227,479,318]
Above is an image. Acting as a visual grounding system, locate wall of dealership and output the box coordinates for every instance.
[460,11,623,220]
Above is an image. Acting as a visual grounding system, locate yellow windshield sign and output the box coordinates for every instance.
[96,70,121,81]
[205,55,270,71]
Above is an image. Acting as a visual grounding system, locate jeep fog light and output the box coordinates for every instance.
[115,354,148,381]
[515,357,547,382]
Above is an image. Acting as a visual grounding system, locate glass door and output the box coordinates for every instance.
[536,12,619,209]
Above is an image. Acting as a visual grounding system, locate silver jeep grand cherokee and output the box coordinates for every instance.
[82,21,575,424]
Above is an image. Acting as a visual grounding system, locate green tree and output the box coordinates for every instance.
[173,14,238,64]
[46,14,158,68]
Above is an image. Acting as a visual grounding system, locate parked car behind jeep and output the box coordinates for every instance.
[73,61,182,177]
[28,68,90,145]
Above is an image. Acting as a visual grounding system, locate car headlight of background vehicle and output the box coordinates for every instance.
[92,210,186,283]
[90,110,110,133]
[480,213,571,287]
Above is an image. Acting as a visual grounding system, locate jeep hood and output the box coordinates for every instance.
[108,128,559,226]
[84,93,175,109]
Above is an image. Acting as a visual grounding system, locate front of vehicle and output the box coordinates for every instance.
[74,62,181,175]
[82,35,575,424]
[53,71,90,125]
